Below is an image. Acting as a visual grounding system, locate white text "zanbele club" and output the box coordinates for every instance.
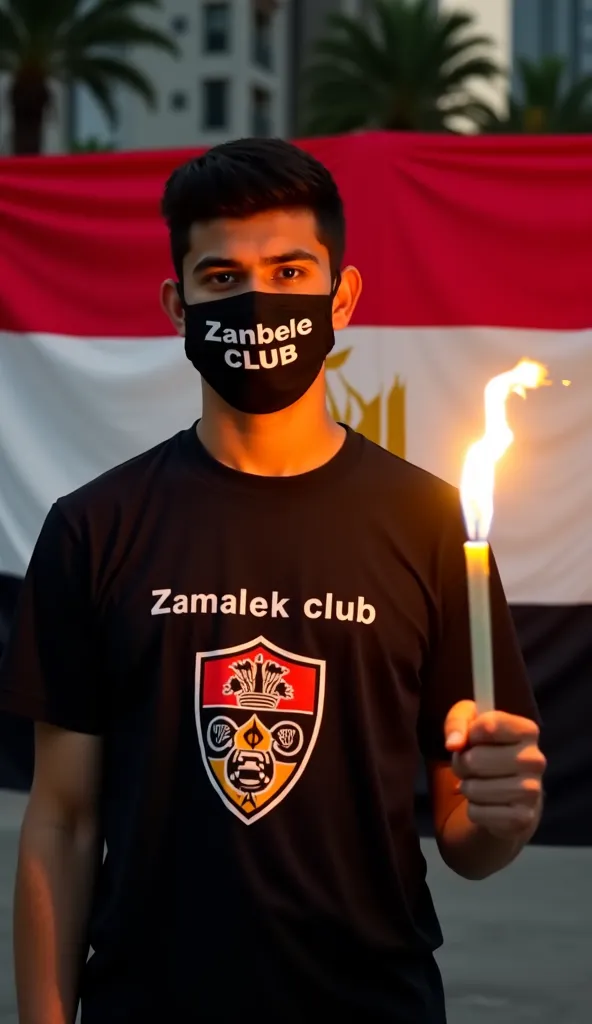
[205,317,312,370]
[151,589,376,624]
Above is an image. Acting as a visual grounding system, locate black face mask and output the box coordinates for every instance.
[183,290,336,415]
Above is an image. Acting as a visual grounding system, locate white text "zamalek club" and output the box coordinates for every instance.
[151,589,376,624]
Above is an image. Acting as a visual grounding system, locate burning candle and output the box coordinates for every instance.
[460,360,549,714]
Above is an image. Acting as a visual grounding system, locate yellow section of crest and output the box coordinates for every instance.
[211,758,296,810]
[235,714,272,752]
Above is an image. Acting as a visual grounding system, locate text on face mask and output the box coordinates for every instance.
[205,317,312,345]
[224,345,298,369]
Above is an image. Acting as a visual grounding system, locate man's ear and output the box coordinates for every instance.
[332,266,362,331]
[161,279,185,336]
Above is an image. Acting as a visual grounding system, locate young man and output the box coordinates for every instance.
[0,138,545,1024]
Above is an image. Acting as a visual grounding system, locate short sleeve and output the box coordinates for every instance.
[418,499,541,763]
[0,503,104,735]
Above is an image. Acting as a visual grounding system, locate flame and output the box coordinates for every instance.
[460,359,549,541]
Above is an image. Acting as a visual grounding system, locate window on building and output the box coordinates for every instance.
[170,90,188,111]
[253,7,273,69]
[203,79,229,129]
[204,2,230,53]
[170,14,189,34]
[252,87,272,137]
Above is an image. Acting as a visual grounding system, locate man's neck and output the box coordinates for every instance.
[197,379,346,478]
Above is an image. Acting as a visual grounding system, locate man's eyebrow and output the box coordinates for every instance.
[192,249,320,274]
[260,249,320,266]
[192,256,242,273]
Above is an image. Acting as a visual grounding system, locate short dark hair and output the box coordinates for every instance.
[161,137,346,284]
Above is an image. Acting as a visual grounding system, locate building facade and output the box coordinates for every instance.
[512,0,592,89]
[107,0,290,151]
[73,0,363,151]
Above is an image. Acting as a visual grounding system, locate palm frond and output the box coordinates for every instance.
[441,57,501,89]
[421,7,485,61]
[7,0,81,36]
[439,35,501,71]
[70,54,157,115]
[87,0,162,13]
[0,8,25,55]
[60,0,163,34]
[556,73,592,124]
[62,16,179,58]
[312,15,390,79]
[518,56,564,107]
[442,97,501,129]
[72,65,119,126]
[372,0,400,55]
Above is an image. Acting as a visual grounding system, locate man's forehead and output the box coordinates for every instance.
[186,209,325,261]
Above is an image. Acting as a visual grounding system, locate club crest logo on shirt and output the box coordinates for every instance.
[195,636,325,824]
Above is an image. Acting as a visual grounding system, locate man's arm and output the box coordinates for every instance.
[14,724,102,1024]
[0,504,106,1022]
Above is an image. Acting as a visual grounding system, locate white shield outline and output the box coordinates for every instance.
[195,635,326,825]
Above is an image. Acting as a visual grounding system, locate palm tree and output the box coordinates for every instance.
[302,0,502,135]
[482,56,592,133]
[0,0,179,156]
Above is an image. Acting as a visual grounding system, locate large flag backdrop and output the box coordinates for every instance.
[0,133,591,843]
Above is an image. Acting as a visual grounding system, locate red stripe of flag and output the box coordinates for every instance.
[1,133,592,337]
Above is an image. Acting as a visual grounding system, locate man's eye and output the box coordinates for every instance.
[207,272,236,285]
[276,267,302,280]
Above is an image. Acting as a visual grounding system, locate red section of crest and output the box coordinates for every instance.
[201,643,317,713]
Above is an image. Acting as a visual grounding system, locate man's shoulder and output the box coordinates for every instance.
[55,427,191,528]
[355,431,460,510]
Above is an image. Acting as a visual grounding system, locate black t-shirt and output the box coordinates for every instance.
[0,425,538,1023]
